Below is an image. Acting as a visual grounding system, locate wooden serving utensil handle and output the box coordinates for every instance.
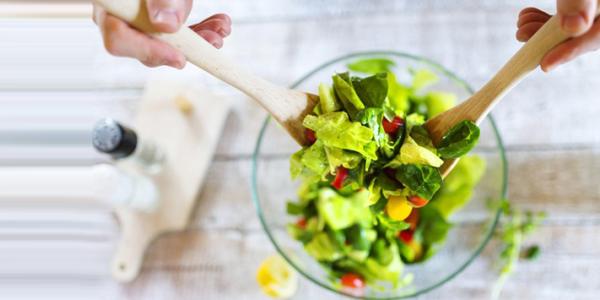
[93,0,303,120]
[460,6,600,124]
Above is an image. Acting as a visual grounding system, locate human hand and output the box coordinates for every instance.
[93,0,231,69]
[516,0,599,72]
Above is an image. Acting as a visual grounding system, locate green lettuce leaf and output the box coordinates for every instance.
[332,73,365,120]
[319,83,341,113]
[359,108,387,145]
[411,69,439,92]
[290,140,329,179]
[386,137,443,168]
[367,178,382,205]
[426,91,456,117]
[394,164,443,200]
[430,155,486,218]
[303,112,378,160]
[437,120,480,159]
[352,73,388,108]
[347,58,395,74]
[316,188,372,230]
[305,232,343,261]
[406,113,425,128]
[417,206,452,260]
[324,146,362,173]
[387,72,411,116]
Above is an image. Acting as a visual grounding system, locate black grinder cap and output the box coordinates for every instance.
[92,118,138,159]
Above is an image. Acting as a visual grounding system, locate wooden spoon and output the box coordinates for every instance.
[424,8,600,178]
[93,0,318,145]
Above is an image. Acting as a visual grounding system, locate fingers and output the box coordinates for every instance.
[516,9,551,42]
[519,7,550,17]
[146,0,193,33]
[557,0,597,36]
[94,2,232,69]
[516,22,547,42]
[189,14,232,48]
[541,19,600,71]
[96,7,186,68]
[517,10,551,27]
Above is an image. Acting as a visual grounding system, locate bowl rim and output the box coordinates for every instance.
[251,50,508,299]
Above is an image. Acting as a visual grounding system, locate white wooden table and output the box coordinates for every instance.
[1,1,599,299]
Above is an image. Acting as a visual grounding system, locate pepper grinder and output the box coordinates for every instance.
[92,118,165,174]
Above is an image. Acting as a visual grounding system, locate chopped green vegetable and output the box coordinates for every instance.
[305,232,343,262]
[352,73,388,108]
[316,188,371,230]
[492,199,546,300]
[394,164,443,200]
[430,155,486,218]
[386,137,443,168]
[437,120,480,159]
[411,69,438,92]
[286,58,484,289]
[332,73,365,120]
[303,112,378,160]
[319,83,341,113]
[426,91,456,118]
[523,245,540,260]
[347,58,395,74]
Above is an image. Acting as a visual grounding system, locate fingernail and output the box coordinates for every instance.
[561,13,586,35]
[153,9,180,30]
[211,40,223,48]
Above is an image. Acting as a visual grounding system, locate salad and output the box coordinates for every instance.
[286,58,485,290]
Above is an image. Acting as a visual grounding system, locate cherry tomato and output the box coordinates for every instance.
[407,195,429,208]
[386,196,413,221]
[398,229,414,243]
[405,209,420,231]
[331,167,348,190]
[382,116,404,135]
[296,218,307,229]
[340,273,365,289]
[305,128,317,145]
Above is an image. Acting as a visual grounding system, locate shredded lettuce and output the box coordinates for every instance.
[386,137,443,168]
[316,188,372,230]
[303,112,378,160]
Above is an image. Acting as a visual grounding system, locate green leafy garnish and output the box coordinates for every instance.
[347,58,395,73]
[286,58,487,289]
[319,82,341,113]
[352,73,388,108]
[332,73,365,120]
[492,199,546,299]
[437,120,480,159]
[394,164,443,200]
[303,112,378,160]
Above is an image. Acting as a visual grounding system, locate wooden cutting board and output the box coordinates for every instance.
[112,79,230,282]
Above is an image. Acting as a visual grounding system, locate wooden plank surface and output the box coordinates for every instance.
[1,0,600,299]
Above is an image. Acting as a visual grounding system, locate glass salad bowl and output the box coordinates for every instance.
[251,51,507,299]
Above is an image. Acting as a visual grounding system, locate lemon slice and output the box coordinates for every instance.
[256,254,298,299]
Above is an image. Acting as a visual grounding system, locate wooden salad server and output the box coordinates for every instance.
[424,6,600,177]
[93,0,318,145]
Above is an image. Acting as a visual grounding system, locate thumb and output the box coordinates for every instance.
[146,0,190,33]
[557,0,597,36]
